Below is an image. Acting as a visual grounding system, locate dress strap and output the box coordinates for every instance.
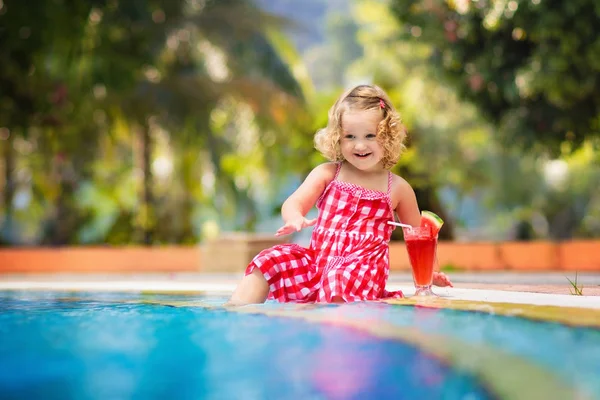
[334,162,342,180]
[386,171,394,217]
[317,163,342,208]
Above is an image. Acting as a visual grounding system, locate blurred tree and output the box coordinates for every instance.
[0,0,307,246]
[92,0,307,244]
[0,0,105,244]
[139,0,307,241]
[390,0,600,151]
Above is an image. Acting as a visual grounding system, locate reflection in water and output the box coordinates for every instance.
[311,326,376,399]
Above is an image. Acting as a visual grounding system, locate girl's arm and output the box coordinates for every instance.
[276,163,336,236]
[392,177,421,227]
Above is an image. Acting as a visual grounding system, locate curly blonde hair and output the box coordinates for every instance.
[314,84,407,170]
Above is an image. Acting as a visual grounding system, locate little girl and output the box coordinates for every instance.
[227,84,452,305]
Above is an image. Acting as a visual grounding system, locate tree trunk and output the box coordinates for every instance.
[1,132,15,245]
[177,148,196,243]
[40,152,78,247]
[141,124,154,245]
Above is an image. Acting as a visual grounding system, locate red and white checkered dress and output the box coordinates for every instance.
[245,163,403,303]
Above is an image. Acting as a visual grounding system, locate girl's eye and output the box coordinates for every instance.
[366,134,376,139]
[344,134,354,139]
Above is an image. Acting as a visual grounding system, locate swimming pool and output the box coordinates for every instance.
[1,291,599,399]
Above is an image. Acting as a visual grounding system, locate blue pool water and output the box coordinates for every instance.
[0,292,490,400]
[1,291,599,399]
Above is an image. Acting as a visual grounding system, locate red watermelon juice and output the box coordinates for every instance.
[403,226,437,295]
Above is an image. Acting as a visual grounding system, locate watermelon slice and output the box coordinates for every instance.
[420,211,444,236]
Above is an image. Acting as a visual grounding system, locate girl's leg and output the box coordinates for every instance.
[331,296,345,303]
[226,269,269,306]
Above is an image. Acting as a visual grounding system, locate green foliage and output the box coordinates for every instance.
[2,0,598,246]
[390,0,600,151]
[0,0,308,246]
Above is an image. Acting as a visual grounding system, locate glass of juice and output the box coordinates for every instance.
[403,226,437,296]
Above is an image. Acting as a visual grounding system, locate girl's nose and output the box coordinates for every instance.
[355,142,367,150]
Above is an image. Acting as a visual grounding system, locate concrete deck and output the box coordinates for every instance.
[1,272,600,309]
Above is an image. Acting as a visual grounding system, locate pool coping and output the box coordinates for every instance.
[1,279,599,310]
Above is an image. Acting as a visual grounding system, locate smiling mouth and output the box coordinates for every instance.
[355,152,371,158]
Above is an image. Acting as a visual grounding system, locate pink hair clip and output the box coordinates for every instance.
[379,98,385,109]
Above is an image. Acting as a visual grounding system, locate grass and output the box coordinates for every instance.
[566,272,584,296]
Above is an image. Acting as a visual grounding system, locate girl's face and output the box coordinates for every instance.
[340,108,384,172]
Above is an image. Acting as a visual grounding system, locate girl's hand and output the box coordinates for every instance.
[433,271,453,287]
[275,217,317,237]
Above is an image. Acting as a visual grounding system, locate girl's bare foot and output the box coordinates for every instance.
[433,271,453,287]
